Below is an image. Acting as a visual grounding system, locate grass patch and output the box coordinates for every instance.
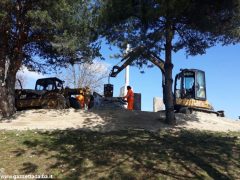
[0,129,239,179]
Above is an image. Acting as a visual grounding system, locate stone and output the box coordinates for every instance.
[153,97,165,112]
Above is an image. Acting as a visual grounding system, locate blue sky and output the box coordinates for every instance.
[20,43,240,119]
[102,44,240,119]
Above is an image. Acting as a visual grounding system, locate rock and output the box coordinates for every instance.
[93,97,127,110]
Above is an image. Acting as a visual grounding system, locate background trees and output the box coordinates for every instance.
[60,61,109,93]
[15,72,26,89]
[98,0,240,124]
[0,0,100,117]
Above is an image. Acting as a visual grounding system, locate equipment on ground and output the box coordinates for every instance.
[104,84,114,97]
[109,46,224,116]
[15,77,93,110]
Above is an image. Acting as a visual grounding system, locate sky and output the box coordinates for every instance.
[19,43,240,120]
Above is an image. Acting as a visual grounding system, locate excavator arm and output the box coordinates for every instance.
[109,46,167,104]
[110,46,144,77]
[109,46,165,78]
[142,52,165,74]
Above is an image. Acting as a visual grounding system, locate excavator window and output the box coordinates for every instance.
[36,84,44,91]
[183,73,195,99]
[56,82,63,90]
[175,76,181,98]
[175,70,207,100]
[196,71,206,99]
[46,84,54,91]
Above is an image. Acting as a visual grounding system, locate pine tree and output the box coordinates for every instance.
[99,0,240,124]
[0,0,101,117]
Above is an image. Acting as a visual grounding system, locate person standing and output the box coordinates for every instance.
[124,86,134,110]
[76,89,85,109]
[84,87,91,110]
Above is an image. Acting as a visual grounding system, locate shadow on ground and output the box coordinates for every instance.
[1,108,201,132]
[78,109,202,132]
[20,129,240,179]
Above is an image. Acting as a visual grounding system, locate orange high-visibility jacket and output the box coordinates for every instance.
[76,94,85,108]
[124,89,134,110]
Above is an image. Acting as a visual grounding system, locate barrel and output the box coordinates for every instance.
[104,84,113,97]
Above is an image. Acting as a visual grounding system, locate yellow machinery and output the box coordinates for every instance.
[109,46,224,116]
[173,68,215,113]
[15,77,94,110]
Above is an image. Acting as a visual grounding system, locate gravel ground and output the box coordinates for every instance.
[0,109,239,132]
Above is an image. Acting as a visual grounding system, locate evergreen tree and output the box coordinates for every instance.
[0,0,101,117]
[99,0,240,124]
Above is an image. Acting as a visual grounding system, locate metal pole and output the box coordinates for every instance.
[119,44,131,97]
[125,44,131,86]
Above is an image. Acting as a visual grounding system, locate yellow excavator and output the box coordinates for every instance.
[109,46,224,116]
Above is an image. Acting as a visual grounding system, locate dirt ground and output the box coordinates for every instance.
[0,109,239,132]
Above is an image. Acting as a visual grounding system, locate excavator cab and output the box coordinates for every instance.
[174,69,206,100]
[174,69,213,112]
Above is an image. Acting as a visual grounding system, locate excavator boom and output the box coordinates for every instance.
[110,46,143,77]
[109,46,165,77]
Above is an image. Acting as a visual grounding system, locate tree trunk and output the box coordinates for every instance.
[0,7,25,118]
[0,69,17,118]
[164,21,176,125]
[0,23,16,118]
[0,29,17,118]
[72,64,77,88]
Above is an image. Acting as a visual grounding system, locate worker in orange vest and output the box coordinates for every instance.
[124,86,134,110]
[76,89,85,109]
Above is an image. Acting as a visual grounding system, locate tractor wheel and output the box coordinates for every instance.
[56,95,67,109]
[42,94,66,109]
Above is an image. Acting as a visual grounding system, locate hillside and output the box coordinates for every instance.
[0,109,239,132]
[0,109,239,179]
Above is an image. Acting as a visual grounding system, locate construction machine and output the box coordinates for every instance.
[109,46,224,116]
[15,77,93,110]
